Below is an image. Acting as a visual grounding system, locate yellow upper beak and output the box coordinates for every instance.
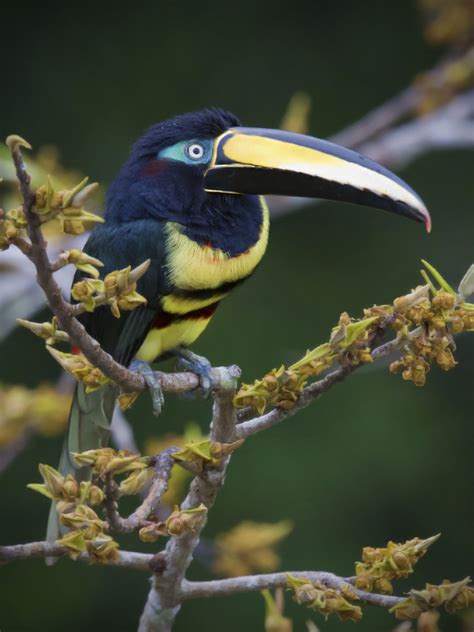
[204,127,431,231]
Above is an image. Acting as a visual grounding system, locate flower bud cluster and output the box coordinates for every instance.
[234,314,381,414]
[71,260,150,318]
[34,176,103,235]
[27,462,120,563]
[47,347,111,393]
[286,575,362,622]
[0,207,28,250]
[390,273,473,387]
[391,577,474,620]
[17,317,70,346]
[171,438,244,474]
[28,463,104,514]
[235,262,473,414]
[139,503,207,542]
[56,504,119,564]
[72,448,150,479]
[57,249,104,278]
[355,535,440,594]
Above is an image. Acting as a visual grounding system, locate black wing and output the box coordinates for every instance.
[75,218,170,367]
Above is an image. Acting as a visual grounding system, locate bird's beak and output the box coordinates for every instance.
[204,127,431,231]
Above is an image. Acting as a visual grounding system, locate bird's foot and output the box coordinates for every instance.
[172,348,214,399]
[129,359,164,416]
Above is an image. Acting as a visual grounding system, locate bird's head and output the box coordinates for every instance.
[107,107,431,233]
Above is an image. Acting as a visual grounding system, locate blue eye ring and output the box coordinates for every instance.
[185,142,206,161]
[158,138,213,164]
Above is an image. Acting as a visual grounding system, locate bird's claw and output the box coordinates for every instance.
[173,348,214,399]
[129,359,164,416]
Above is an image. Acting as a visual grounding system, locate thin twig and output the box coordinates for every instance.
[180,572,402,609]
[0,540,153,571]
[105,449,176,533]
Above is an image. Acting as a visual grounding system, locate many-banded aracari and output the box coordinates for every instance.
[47,108,430,545]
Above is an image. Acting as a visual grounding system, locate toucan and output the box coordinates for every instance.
[47,108,430,545]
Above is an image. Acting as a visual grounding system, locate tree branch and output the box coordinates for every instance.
[138,365,240,632]
[358,89,474,169]
[235,322,401,439]
[180,572,402,609]
[105,449,176,533]
[0,540,153,572]
[0,541,403,610]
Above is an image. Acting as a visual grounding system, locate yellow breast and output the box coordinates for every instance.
[164,197,269,292]
[136,198,270,362]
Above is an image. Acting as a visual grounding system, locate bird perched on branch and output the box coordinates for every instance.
[47,108,430,546]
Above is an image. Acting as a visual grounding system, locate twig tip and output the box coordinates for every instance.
[6,135,32,153]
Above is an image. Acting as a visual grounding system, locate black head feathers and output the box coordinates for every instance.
[130,108,240,162]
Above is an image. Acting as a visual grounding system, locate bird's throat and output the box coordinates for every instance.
[165,196,269,295]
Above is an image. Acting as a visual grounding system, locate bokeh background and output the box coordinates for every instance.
[0,1,472,631]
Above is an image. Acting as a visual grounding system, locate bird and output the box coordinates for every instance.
[46,107,430,546]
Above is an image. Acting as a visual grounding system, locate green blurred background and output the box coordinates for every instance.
[0,1,472,630]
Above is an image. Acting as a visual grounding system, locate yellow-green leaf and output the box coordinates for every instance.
[422,260,456,295]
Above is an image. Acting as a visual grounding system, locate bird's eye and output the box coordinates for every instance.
[185,143,205,161]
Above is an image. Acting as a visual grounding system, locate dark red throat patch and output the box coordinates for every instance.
[141,159,170,178]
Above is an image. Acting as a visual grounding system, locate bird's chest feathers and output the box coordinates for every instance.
[164,201,269,292]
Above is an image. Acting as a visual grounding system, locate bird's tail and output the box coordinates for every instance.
[45,381,117,564]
